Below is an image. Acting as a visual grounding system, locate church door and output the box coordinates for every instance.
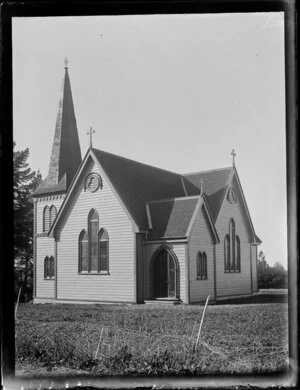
[152,249,177,298]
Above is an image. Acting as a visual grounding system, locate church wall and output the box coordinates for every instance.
[251,244,258,292]
[55,159,136,303]
[215,176,253,298]
[35,236,55,298]
[136,233,145,303]
[144,243,187,303]
[189,205,215,302]
[35,196,65,300]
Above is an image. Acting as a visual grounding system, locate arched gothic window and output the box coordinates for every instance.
[224,219,241,273]
[50,205,57,226]
[79,230,89,272]
[196,251,207,280]
[99,229,109,272]
[229,219,236,271]
[88,209,99,272]
[235,236,241,272]
[44,256,54,279]
[43,206,50,232]
[224,234,230,271]
[44,256,49,278]
[49,256,55,278]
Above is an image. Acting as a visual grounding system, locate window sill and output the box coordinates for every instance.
[224,270,241,273]
[44,277,55,280]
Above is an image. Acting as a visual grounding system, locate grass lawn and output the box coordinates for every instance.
[15,300,288,377]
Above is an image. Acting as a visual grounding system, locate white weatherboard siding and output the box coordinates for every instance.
[36,236,55,298]
[189,206,215,302]
[56,159,136,303]
[251,245,258,292]
[144,243,187,303]
[35,197,64,299]
[215,177,253,298]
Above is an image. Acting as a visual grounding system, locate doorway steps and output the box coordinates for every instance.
[144,298,181,305]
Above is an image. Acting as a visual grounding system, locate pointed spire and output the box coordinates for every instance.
[35,61,82,195]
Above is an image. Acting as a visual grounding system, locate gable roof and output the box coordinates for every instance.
[48,147,260,244]
[183,167,232,221]
[146,197,199,239]
[92,148,199,229]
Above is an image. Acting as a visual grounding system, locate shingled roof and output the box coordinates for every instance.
[92,148,199,229]
[34,64,82,196]
[147,197,199,239]
[183,167,232,221]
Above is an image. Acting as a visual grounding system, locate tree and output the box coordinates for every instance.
[14,143,42,301]
[257,251,287,289]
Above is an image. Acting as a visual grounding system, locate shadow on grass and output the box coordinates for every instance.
[215,292,288,305]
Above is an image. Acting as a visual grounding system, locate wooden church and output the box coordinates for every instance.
[33,63,262,304]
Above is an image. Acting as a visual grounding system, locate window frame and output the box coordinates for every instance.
[224,219,241,273]
[44,256,55,279]
[98,228,109,273]
[43,206,50,232]
[78,209,110,275]
[196,251,207,280]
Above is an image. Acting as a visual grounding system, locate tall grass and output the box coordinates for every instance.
[15,303,288,376]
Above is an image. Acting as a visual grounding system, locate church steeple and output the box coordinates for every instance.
[34,60,82,195]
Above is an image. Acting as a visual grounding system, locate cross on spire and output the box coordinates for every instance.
[87,126,95,148]
[231,149,236,166]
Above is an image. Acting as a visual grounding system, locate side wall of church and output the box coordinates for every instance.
[215,175,253,298]
[188,205,216,302]
[55,158,136,303]
[144,243,187,303]
[251,244,258,292]
[35,196,65,300]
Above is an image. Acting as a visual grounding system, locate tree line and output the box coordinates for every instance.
[257,251,288,289]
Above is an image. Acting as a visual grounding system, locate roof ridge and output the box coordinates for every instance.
[183,166,232,176]
[147,195,201,204]
[92,147,182,177]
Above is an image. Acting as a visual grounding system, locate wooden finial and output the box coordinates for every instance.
[231,149,236,166]
[86,126,95,148]
[200,179,204,195]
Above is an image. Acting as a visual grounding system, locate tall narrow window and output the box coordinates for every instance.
[235,236,241,272]
[49,256,55,278]
[203,252,207,279]
[197,252,207,280]
[50,205,57,226]
[43,206,50,232]
[44,256,49,278]
[79,230,89,272]
[229,219,235,271]
[224,234,230,272]
[99,229,109,272]
[88,209,99,272]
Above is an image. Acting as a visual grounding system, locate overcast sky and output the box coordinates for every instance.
[12,13,286,267]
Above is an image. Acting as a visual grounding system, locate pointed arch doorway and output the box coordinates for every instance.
[151,248,178,299]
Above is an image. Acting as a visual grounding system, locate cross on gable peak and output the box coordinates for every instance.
[86,126,96,148]
[231,149,236,166]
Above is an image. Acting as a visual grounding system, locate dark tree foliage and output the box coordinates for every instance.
[257,251,288,289]
[14,143,42,301]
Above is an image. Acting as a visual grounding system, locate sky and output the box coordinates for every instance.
[12,13,287,267]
